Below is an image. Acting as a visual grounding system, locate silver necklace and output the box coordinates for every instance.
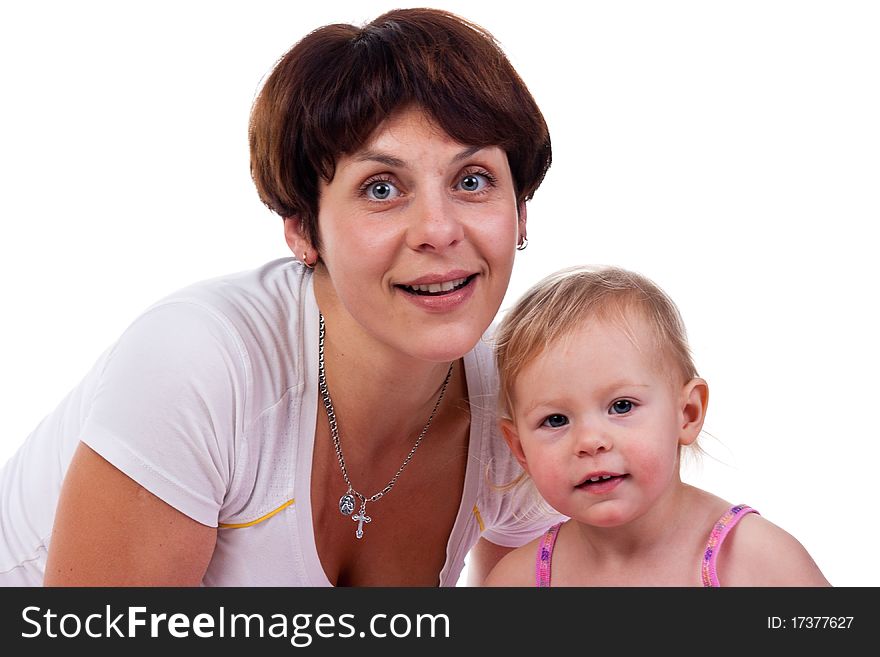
[317,313,454,539]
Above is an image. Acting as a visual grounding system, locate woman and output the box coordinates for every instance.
[0,8,552,586]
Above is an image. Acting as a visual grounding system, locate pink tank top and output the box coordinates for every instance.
[535,504,758,587]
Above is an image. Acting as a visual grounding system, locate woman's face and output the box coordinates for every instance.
[308,106,523,362]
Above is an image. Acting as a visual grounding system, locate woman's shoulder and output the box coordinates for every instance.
[462,327,502,439]
[464,329,498,382]
[136,258,312,367]
[152,258,307,323]
[462,330,499,441]
[103,257,314,422]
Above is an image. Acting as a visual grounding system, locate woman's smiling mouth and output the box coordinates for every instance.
[399,275,476,296]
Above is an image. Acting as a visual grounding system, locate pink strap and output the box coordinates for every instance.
[535,522,563,587]
[701,504,758,587]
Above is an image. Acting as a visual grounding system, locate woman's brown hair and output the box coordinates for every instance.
[249,8,551,250]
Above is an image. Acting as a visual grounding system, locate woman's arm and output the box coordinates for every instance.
[44,442,217,586]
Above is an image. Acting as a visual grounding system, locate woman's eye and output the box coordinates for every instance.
[541,414,569,429]
[610,400,633,415]
[458,173,488,192]
[365,180,400,201]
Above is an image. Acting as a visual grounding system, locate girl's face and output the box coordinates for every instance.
[304,106,522,363]
[503,315,702,527]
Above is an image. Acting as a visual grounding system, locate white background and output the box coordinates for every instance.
[1,1,877,586]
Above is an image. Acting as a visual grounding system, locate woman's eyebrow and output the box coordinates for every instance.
[354,151,406,167]
[353,145,486,168]
[452,145,484,162]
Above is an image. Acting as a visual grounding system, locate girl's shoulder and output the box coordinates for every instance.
[719,511,830,586]
[483,533,544,587]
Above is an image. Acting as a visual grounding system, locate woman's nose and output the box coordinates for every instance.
[405,188,465,252]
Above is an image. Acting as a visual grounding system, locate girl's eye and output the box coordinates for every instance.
[364,180,400,201]
[458,172,490,192]
[610,400,634,415]
[541,414,569,429]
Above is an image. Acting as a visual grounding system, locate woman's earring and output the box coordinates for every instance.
[516,236,529,251]
[302,252,315,269]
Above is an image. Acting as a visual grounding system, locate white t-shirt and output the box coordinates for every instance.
[0,259,551,586]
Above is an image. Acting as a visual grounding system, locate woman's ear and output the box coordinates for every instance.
[284,217,317,267]
[500,418,530,474]
[679,377,709,446]
[517,202,528,246]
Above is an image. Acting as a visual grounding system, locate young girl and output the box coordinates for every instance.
[485,266,830,587]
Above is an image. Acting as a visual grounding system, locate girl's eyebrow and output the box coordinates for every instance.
[520,382,651,415]
[600,381,650,394]
[521,399,557,416]
[353,145,485,169]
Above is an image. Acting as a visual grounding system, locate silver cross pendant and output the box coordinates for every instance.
[352,502,371,539]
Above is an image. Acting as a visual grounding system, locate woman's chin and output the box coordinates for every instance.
[401,327,484,363]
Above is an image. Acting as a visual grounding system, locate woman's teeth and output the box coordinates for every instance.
[404,277,469,295]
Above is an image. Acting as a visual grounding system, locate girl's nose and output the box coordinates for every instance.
[574,425,612,457]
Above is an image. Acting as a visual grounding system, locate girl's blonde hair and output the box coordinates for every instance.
[495,265,698,421]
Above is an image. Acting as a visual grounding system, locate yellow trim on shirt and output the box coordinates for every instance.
[218,498,295,529]
[473,505,485,533]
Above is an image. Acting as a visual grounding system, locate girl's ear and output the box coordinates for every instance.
[284,217,317,267]
[500,419,530,475]
[679,377,709,446]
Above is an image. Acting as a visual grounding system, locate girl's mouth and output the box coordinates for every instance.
[576,474,627,490]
